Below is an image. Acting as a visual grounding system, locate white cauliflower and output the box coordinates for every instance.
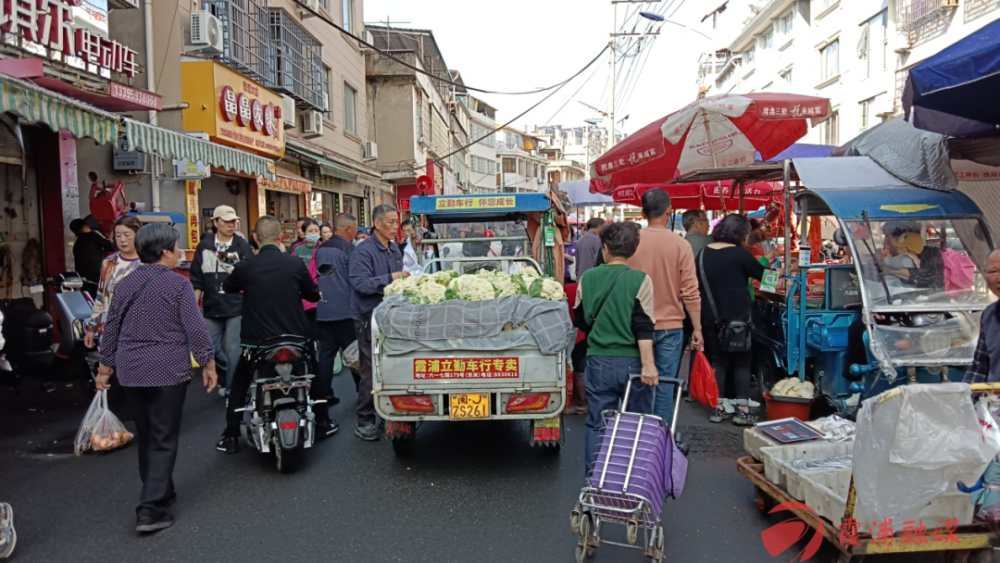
[427,270,458,286]
[385,275,419,297]
[449,274,497,301]
[539,278,566,301]
[418,281,448,304]
[514,265,540,279]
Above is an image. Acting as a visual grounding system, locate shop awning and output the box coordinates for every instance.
[258,166,312,194]
[0,72,119,145]
[125,119,275,179]
[316,156,358,182]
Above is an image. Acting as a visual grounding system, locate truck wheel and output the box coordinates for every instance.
[275,445,304,473]
[392,438,415,457]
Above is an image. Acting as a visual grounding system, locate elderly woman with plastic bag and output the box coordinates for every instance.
[95,224,218,534]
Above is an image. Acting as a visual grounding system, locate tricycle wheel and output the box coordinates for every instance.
[755,487,774,513]
[575,514,592,563]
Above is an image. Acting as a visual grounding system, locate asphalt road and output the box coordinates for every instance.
[0,371,986,563]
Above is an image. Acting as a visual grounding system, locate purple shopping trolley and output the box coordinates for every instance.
[571,376,689,563]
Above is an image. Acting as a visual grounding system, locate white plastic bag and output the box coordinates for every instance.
[855,383,997,522]
[976,399,1000,455]
[74,390,133,456]
[343,341,360,372]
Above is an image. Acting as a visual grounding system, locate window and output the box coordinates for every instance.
[779,10,794,34]
[821,111,839,145]
[782,69,793,85]
[858,10,888,79]
[342,0,353,33]
[502,157,516,174]
[322,65,331,115]
[318,0,327,9]
[343,83,357,136]
[821,39,839,81]
[269,9,323,109]
[758,29,773,50]
[415,90,423,140]
[744,46,755,64]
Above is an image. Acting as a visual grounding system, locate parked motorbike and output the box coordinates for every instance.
[0,273,100,393]
[237,335,323,473]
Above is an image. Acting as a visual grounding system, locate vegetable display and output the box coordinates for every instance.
[384,266,566,305]
[771,377,815,399]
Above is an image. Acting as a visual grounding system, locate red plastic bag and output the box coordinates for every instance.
[689,351,719,409]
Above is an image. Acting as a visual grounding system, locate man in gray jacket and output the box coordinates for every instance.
[682,209,712,258]
[575,218,606,280]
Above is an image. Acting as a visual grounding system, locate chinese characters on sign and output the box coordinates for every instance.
[0,0,138,77]
[759,104,826,119]
[433,197,517,211]
[185,180,200,248]
[597,147,659,175]
[413,358,520,380]
[955,171,1000,181]
[219,82,280,144]
[837,517,961,549]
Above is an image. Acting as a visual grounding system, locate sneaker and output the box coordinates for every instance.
[733,410,758,426]
[0,503,15,559]
[747,399,761,408]
[355,423,379,442]
[135,509,174,534]
[722,399,736,414]
[216,436,239,454]
[709,407,729,423]
[325,395,341,406]
[316,419,339,440]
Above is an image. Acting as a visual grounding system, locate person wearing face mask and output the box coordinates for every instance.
[400,221,424,277]
[294,219,322,265]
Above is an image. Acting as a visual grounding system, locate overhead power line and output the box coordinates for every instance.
[294,0,607,97]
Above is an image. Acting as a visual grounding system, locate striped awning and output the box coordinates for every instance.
[0,73,119,145]
[125,119,275,179]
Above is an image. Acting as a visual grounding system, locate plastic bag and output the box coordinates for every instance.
[977,399,1000,455]
[74,390,133,456]
[689,351,718,409]
[855,383,996,522]
[344,341,360,372]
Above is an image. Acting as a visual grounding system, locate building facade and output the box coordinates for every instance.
[463,96,501,194]
[497,127,548,193]
[695,0,998,147]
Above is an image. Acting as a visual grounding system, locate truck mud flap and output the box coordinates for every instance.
[530,415,564,447]
[275,409,302,450]
[385,420,415,441]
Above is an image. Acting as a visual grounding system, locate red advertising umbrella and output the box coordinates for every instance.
[612,181,779,211]
[591,93,831,195]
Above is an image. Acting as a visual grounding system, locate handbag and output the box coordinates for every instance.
[698,249,752,353]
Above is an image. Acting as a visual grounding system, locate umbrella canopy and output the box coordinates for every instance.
[559,180,619,206]
[612,181,778,211]
[903,18,1000,137]
[591,93,830,188]
[755,143,836,162]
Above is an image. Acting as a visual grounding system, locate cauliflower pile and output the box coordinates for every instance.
[383,266,564,305]
[771,377,815,399]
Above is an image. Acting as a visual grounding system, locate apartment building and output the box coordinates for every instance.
[462,96,501,194]
[497,127,549,193]
[695,0,998,147]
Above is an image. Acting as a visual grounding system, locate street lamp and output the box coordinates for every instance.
[639,11,665,22]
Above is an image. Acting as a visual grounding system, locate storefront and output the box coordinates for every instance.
[257,166,312,246]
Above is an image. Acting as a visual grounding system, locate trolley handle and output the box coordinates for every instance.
[622,375,683,413]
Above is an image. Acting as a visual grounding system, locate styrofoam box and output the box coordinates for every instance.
[803,474,973,528]
[743,428,781,460]
[759,442,854,491]
[785,466,851,502]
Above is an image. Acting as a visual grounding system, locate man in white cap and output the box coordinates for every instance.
[190,205,255,397]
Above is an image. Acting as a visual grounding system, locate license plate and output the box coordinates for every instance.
[534,416,561,429]
[449,393,490,420]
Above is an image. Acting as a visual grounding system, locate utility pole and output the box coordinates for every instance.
[609,1,662,150]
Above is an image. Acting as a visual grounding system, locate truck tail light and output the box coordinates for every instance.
[506,393,551,413]
[390,395,435,413]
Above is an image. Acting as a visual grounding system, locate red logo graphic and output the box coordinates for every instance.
[761,502,823,562]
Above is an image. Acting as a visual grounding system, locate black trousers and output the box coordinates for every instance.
[225,346,329,438]
[703,325,752,405]
[317,319,357,397]
[123,382,188,516]
[355,315,376,427]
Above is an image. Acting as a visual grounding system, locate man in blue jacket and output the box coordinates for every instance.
[349,204,406,441]
[314,213,359,404]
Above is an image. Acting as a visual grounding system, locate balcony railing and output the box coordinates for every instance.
[269,9,323,110]
[204,0,274,86]
[897,0,958,31]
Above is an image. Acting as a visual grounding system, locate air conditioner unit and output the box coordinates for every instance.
[322,92,329,112]
[362,141,378,161]
[188,11,224,54]
[297,0,319,17]
[300,110,324,138]
[281,95,296,128]
[536,177,544,184]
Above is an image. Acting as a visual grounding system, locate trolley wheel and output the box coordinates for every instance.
[570,505,581,536]
[755,487,774,513]
[575,514,592,563]
[626,520,638,545]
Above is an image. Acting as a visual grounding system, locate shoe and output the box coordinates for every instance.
[683,395,696,403]
[135,509,174,534]
[0,503,15,559]
[325,395,341,406]
[316,419,339,440]
[218,386,226,397]
[747,399,761,408]
[733,410,759,426]
[216,436,239,454]
[709,407,729,423]
[355,423,379,442]
[722,398,736,414]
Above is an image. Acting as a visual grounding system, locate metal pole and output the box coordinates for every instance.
[737,179,745,214]
[798,197,808,382]
[782,159,791,270]
[610,1,617,146]
[700,109,726,212]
